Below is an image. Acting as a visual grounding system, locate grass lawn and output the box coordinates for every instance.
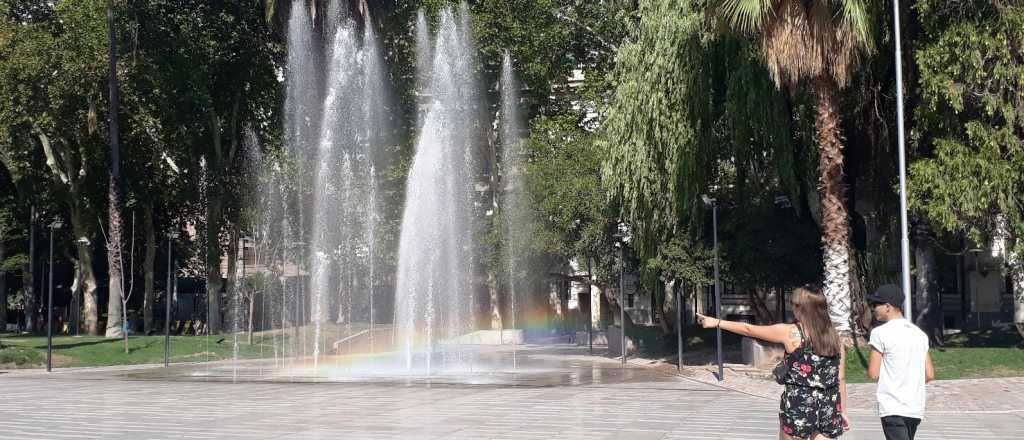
[844,328,1024,383]
[630,324,1024,382]
[0,333,280,369]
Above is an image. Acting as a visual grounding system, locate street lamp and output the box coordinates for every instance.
[164,230,179,367]
[46,219,63,373]
[702,194,723,381]
[893,0,913,318]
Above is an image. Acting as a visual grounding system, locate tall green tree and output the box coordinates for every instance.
[127,1,280,334]
[103,0,129,341]
[524,114,627,329]
[0,1,109,335]
[910,0,1024,340]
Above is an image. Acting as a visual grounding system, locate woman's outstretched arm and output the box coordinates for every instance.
[696,313,792,345]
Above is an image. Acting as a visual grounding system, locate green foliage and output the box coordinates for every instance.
[721,201,823,289]
[601,0,705,260]
[472,0,573,95]
[6,289,26,309]
[0,0,109,191]
[910,2,1024,248]
[524,114,616,274]
[644,235,713,287]
[601,0,815,303]
[0,254,27,273]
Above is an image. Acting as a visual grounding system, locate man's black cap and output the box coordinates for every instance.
[866,284,904,307]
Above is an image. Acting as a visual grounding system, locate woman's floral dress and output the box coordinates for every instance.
[778,324,843,439]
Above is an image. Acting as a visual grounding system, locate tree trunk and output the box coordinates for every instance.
[70,208,100,336]
[814,76,853,335]
[0,240,7,332]
[1008,248,1024,341]
[487,270,502,330]
[226,225,239,333]
[105,177,126,338]
[248,291,255,345]
[659,279,676,334]
[579,280,593,332]
[104,0,126,339]
[749,287,776,324]
[206,194,224,335]
[142,206,156,334]
[68,251,81,334]
[558,280,570,333]
[914,238,943,343]
[597,284,612,328]
[602,286,636,332]
[25,207,36,332]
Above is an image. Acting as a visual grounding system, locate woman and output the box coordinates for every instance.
[697,285,850,439]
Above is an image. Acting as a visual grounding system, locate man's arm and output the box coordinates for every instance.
[925,352,935,383]
[867,347,883,381]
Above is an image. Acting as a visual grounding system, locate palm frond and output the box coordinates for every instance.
[839,0,871,49]
[720,0,777,34]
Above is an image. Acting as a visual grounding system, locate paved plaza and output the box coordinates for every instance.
[1,345,1021,439]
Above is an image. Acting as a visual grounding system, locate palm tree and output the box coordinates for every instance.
[719,0,872,334]
[105,0,128,345]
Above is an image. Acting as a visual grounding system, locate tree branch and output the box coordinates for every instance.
[36,131,70,185]
[555,10,618,52]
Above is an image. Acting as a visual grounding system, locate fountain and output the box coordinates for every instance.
[500,51,526,368]
[169,1,543,384]
[394,5,480,373]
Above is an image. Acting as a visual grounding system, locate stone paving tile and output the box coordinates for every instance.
[1,346,1021,439]
[634,354,1024,413]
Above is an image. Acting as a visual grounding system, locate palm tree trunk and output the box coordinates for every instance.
[104,0,127,339]
[814,76,853,335]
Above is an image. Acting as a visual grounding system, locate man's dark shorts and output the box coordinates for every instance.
[881,415,921,440]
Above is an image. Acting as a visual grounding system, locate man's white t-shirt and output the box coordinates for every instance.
[869,318,929,419]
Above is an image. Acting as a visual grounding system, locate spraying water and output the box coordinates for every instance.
[303,5,388,369]
[194,1,533,382]
[499,51,525,370]
[395,5,479,373]
[310,20,362,370]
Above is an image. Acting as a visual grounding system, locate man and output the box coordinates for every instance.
[866,284,935,440]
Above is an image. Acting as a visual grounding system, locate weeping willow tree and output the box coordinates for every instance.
[603,0,819,326]
[600,0,703,262]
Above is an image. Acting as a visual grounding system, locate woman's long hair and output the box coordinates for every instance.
[792,285,841,357]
